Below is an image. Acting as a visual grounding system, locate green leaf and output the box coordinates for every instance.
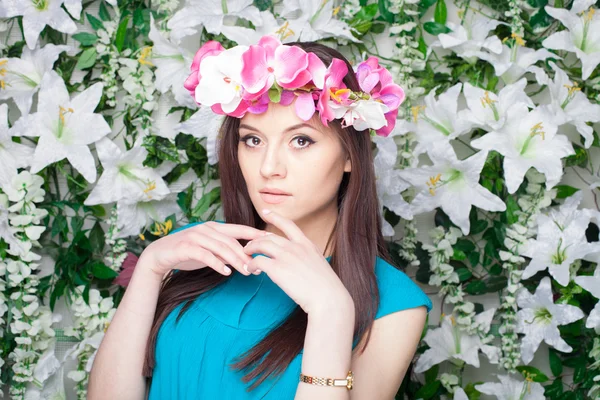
[564,144,588,168]
[456,267,473,281]
[455,239,476,253]
[86,13,104,31]
[452,249,467,261]
[98,1,111,21]
[115,16,129,52]
[505,196,519,224]
[468,251,480,267]
[434,0,447,24]
[72,32,98,46]
[89,221,105,253]
[50,280,67,311]
[555,185,580,199]
[516,366,549,382]
[470,219,488,235]
[544,378,563,398]
[465,280,487,295]
[192,187,222,218]
[91,262,119,280]
[378,0,396,23]
[75,48,97,70]
[549,349,563,377]
[485,275,507,292]
[423,21,451,35]
[415,380,440,399]
[268,86,281,103]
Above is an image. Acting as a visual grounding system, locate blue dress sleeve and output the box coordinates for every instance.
[374,257,433,319]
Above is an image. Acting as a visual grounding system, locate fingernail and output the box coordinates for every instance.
[224,266,232,274]
[243,264,249,273]
[254,269,262,275]
[262,209,271,215]
[264,232,274,235]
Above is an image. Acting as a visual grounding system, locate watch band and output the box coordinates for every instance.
[299,370,354,390]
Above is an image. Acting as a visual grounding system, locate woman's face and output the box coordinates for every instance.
[237,102,351,226]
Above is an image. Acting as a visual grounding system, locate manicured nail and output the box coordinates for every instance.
[254,269,262,275]
[262,209,271,215]
[243,264,249,273]
[224,266,232,274]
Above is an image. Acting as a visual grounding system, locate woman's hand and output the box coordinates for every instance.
[140,221,270,278]
[242,209,354,316]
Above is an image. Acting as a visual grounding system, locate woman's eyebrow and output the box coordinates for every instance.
[239,122,317,133]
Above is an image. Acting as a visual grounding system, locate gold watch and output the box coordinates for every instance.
[299,370,354,390]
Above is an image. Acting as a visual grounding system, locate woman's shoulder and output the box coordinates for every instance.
[373,256,433,318]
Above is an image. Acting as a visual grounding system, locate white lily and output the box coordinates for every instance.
[148,16,197,109]
[516,277,585,364]
[166,0,262,44]
[176,105,226,165]
[0,103,34,192]
[330,98,389,131]
[275,0,361,43]
[194,44,248,114]
[398,143,506,235]
[528,61,600,148]
[372,136,413,236]
[431,15,507,64]
[574,266,600,333]
[220,11,286,45]
[414,309,500,373]
[83,137,171,206]
[470,103,575,194]
[0,43,70,115]
[542,0,600,80]
[410,83,475,158]
[477,42,558,84]
[1,0,76,49]
[11,71,110,183]
[475,374,545,400]
[521,191,600,285]
[114,194,182,238]
[458,78,535,132]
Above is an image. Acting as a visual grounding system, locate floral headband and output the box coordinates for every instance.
[183,34,405,137]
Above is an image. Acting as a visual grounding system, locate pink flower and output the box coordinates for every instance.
[184,41,225,96]
[355,57,405,136]
[113,252,139,288]
[241,35,314,98]
[316,58,349,126]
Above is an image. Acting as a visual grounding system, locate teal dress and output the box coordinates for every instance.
[148,221,433,399]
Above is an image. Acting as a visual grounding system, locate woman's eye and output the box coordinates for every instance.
[239,135,315,150]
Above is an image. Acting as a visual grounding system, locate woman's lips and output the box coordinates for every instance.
[259,192,291,204]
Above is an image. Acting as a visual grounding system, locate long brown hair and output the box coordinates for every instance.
[142,41,393,391]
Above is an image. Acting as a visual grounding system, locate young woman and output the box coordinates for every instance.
[88,36,432,400]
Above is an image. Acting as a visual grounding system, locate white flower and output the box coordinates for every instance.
[372,138,413,236]
[398,144,506,235]
[411,83,475,158]
[83,137,171,206]
[0,43,70,115]
[175,105,226,165]
[475,374,545,400]
[574,265,600,333]
[1,0,76,49]
[458,79,534,132]
[11,71,110,183]
[470,103,574,194]
[0,104,34,192]
[220,11,285,46]
[275,0,361,43]
[431,16,507,64]
[194,44,248,114]
[148,16,197,109]
[330,98,389,131]
[114,195,181,239]
[414,309,500,373]
[542,0,600,80]
[528,61,600,148]
[477,43,558,84]
[516,277,585,364]
[167,0,262,44]
[521,192,600,286]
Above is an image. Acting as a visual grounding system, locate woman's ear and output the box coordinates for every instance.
[344,157,351,172]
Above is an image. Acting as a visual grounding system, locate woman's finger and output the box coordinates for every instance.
[259,209,309,244]
[243,236,286,261]
[246,254,277,276]
[186,232,252,275]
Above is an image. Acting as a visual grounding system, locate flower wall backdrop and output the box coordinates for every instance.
[0,0,600,399]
